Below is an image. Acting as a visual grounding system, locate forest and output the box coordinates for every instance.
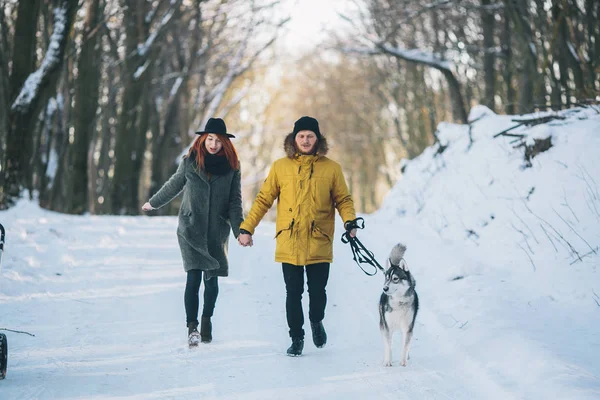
[0,0,598,214]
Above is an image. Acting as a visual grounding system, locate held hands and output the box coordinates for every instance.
[142,202,154,211]
[238,233,253,247]
[238,229,253,247]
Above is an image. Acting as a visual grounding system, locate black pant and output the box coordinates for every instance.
[184,269,219,325]
[282,263,330,338]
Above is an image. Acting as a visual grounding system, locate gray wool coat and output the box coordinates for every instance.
[149,156,243,279]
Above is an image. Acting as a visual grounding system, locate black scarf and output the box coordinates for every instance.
[204,153,232,176]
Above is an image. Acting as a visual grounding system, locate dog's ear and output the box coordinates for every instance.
[399,259,408,271]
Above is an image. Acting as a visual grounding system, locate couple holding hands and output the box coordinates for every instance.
[142,116,357,356]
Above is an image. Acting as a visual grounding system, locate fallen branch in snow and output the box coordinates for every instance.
[569,246,599,265]
[459,321,469,329]
[0,328,36,337]
[492,123,525,138]
[511,114,566,126]
[493,115,565,140]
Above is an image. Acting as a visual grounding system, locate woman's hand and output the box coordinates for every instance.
[142,202,154,211]
[238,233,253,247]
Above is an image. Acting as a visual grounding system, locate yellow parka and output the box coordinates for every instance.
[240,134,356,266]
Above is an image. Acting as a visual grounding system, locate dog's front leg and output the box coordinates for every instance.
[400,329,413,367]
[381,328,393,367]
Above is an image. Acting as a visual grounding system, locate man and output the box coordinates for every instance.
[238,116,357,356]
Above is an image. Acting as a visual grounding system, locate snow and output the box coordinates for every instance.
[379,45,453,71]
[567,42,580,63]
[11,6,68,113]
[342,44,454,72]
[170,77,183,97]
[133,60,150,80]
[136,5,177,59]
[45,149,59,184]
[1,107,599,399]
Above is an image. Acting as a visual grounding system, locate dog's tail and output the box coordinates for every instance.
[389,243,407,265]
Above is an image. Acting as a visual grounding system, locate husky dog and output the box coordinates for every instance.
[379,243,419,367]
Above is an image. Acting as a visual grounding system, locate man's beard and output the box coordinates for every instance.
[297,144,316,155]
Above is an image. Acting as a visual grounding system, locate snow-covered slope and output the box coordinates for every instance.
[376,105,599,305]
[0,106,598,399]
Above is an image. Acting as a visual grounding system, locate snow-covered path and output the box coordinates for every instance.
[1,203,598,399]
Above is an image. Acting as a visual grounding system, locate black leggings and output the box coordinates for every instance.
[282,263,330,338]
[184,270,219,325]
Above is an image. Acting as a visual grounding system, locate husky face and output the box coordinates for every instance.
[382,260,414,296]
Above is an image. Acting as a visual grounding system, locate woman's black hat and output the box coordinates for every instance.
[195,118,235,138]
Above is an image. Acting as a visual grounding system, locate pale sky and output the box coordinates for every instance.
[279,0,351,52]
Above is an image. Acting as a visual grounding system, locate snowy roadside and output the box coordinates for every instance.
[0,106,599,399]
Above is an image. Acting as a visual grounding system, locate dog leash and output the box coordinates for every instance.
[341,218,385,276]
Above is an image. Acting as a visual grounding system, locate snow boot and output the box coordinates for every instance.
[188,322,200,347]
[310,321,327,348]
[200,316,212,343]
[286,337,304,357]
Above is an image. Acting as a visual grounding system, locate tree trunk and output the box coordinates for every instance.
[501,9,515,114]
[69,0,103,214]
[586,0,600,93]
[481,0,496,111]
[504,0,537,113]
[0,9,10,167]
[9,0,42,102]
[110,0,151,215]
[1,0,78,208]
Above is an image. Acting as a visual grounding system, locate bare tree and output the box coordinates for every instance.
[1,0,79,209]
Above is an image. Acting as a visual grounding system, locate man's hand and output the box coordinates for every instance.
[142,202,154,211]
[345,219,359,238]
[238,233,253,247]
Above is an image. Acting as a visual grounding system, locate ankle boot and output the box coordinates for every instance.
[310,321,327,348]
[187,322,200,347]
[286,337,304,357]
[200,316,212,343]
[187,321,199,336]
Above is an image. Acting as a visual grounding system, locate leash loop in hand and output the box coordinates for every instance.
[341,218,385,276]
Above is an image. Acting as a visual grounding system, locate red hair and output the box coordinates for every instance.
[185,134,240,171]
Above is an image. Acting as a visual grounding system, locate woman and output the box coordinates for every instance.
[142,118,243,347]
[238,116,357,356]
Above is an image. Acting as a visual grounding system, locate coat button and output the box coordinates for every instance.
[289,208,292,212]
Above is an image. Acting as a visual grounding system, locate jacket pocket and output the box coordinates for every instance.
[177,208,193,234]
[275,218,295,258]
[308,220,333,260]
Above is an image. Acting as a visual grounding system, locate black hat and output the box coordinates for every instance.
[293,116,322,139]
[195,118,235,138]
